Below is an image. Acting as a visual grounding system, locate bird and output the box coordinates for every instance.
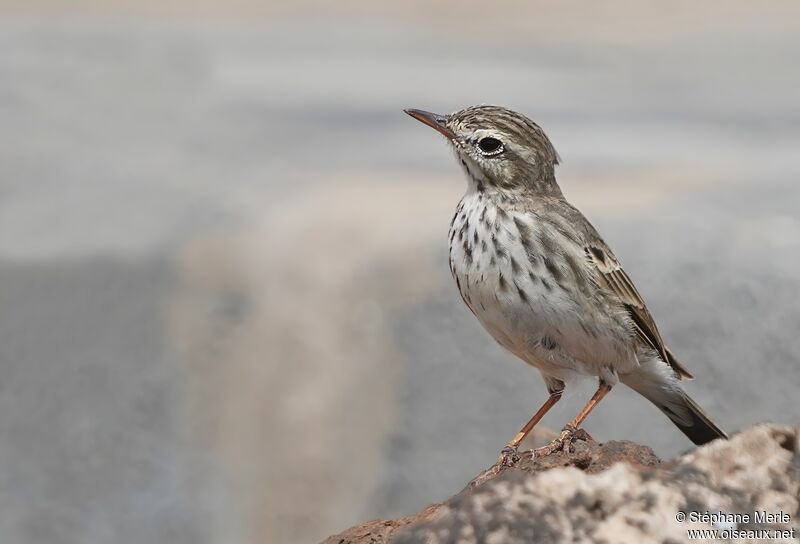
[404,105,727,465]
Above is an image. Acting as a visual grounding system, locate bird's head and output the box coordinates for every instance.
[404,105,561,196]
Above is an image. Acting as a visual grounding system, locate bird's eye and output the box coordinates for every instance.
[477,137,503,156]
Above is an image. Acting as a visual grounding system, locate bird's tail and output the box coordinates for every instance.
[621,360,728,446]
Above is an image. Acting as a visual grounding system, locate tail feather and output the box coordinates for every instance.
[621,359,728,446]
[667,389,729,445]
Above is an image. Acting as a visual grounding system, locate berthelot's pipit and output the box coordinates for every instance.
[405,105,727,466]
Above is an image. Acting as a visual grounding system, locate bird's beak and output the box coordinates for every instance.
[404,108,456,140]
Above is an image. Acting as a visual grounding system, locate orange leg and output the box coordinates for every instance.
[507,392,562,448]
[497,389,563,466]
[532,381,613,458]
[566,381,612,430]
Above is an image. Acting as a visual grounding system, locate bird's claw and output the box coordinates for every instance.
[469,428,595,490]
[563,425,594,446]
[497,445,521,467]
[558,424,593,450]
[530,425,594,457]
[466,445,519,489]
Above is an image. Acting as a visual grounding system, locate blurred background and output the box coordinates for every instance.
[2,1,800,542]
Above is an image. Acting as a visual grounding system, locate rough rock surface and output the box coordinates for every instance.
[323,424,799,544]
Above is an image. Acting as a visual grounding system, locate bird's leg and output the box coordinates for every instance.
[496,382,564,467]
[535,381,612,456]
[468,382,564,489]
[566,381,612,430]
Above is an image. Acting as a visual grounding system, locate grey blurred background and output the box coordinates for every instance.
[2,1,800,542]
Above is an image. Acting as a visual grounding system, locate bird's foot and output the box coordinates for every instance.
[531,425,594,458]
[466,446,518,490]
[559,424,594,450]
[496,445,521,467]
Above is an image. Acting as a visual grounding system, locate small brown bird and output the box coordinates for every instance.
[405,105,727,464]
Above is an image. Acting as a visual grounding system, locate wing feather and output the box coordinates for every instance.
[585,244,693,380]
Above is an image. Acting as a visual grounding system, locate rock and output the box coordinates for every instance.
[515,436,662,475]
[323,424,799,544]
[322,504,443,544]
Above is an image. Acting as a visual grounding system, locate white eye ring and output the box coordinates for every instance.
[477,137,503,156]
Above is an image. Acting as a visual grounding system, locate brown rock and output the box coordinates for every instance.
[517,438,661,475]
[321,504,444,544]
[322,424,800,544]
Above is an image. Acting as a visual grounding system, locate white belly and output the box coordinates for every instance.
[448,192,637,382]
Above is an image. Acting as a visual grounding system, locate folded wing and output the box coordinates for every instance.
[585,243,693,380]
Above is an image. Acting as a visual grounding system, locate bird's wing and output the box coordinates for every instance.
[585,243,693,380]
